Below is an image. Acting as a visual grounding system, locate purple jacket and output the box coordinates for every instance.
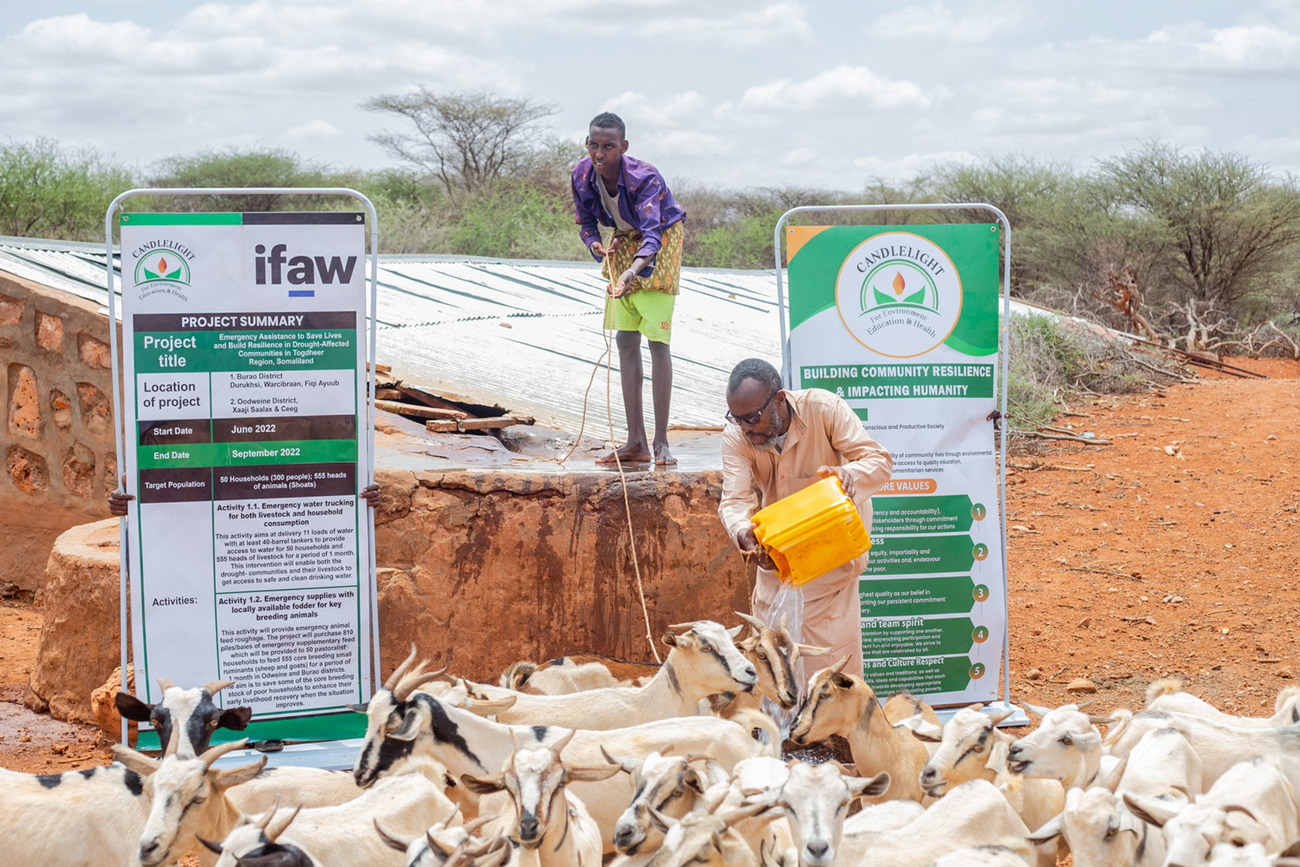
[571,155,686,267]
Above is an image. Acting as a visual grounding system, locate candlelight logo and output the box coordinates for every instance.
[134,251,192,288]
[835,232,961,358]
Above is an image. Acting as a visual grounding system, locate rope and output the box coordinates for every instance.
[550,257,661,664]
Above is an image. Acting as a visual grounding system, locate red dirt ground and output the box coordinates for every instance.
[2,355,1298,779]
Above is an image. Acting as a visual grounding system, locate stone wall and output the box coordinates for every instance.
[28,465,753,725]
[1,269,118,593]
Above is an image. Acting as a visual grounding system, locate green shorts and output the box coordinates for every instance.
[605,290,676,344]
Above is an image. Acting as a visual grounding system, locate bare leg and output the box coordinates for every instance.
[596,330,653,463]
[648,340,675,465]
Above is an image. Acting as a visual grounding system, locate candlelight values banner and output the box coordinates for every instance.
[119,212,372,745]
[785,223,1004,705]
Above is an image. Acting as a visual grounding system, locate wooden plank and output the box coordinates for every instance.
[374,399,468,420]
[374,388,405,401]
[425,416,520,433]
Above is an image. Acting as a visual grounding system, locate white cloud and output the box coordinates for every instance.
[779,147,818,166]
[600,91,709,129]
[287,119,340,140]
[739,65,932,113]
[869,0,1031,43]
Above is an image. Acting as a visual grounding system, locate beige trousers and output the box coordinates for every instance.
[751,568,863,679]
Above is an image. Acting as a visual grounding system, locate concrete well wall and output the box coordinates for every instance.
[28,464,752,724]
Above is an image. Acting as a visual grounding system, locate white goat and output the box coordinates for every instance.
[0,758,159,865]
[351,663,768,853]
[116,677,252,757]
[1126,757,1300,867]
[465,622,758,730]
[204,760,457,867]
[788,656,938,802]
[374,814,501,867]
[928,842,1039,866]
[837,779,1033,867]
[1006,701,1119,789]
[1029,726,1201,867]
[917,703,1065,860]
[774,761,892,867]
[606,749,721,856]
[608,792,780,867]
[112,736,268,867]
[462,729,617,867]
[1146,678,1300,728]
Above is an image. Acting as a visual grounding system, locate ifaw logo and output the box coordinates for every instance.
[835,232,962,358]
[254,244,357,298]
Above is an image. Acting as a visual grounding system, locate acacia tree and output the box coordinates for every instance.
[147,148,343,212]
[1098,141,1300,315]
[362,89,557,195]
[0,138,133,240]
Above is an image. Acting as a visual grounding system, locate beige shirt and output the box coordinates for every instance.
[719,388,893,596]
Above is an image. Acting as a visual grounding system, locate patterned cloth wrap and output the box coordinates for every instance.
[600,220,684,295]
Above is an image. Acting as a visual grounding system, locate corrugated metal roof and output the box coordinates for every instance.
[0,236,782,434]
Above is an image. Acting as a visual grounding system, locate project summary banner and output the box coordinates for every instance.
[785,223,1004,705]
[120,212,372,743]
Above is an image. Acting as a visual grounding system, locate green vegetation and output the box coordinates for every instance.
[4,92,1300,376]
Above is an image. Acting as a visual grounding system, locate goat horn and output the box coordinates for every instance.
[462,812,496,837]
[426,832,460,857]
[195,834,223,856]
[550,728,576,756]
[202,679,235,696]
[265,804,302,843]
[600,745,640,774]
[831,654,852,674]
[393,661,443,702]
[734,611,767,633]
[163,723,182,758]
[667,621,699,631]
[199,737,249,768]
[779,611,790,633]
[1074,699,1096,711]
[157,677,177,692]
[373,818,413,852]
[717,799,769,826]
[254,800,279,829]
[1018,698,1054,718]
[384,644,419,692]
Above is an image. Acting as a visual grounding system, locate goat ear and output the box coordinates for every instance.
[112,744,160,775]
[115,692,154,722]
[830,671,855,689]
[465,695,517,717]
[661,632,678,647]
[566,763,623,783]
[220,706,253,731]
[460,772,506,795]
[1073,729,1103,752]
[1026,813,1063,844]
[1123,792,1177,828]
[346,701,369,714]
[214,757,267,790]
[684,766,706,794]
[895,713,943,742]
[389,705,427,741]
[849,771,891,799]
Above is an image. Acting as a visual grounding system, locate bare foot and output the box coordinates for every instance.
[596,443,653,464]
[654,443,677,466]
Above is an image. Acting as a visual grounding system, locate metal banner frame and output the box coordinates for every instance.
[773,203,1025,725]
[104,188,381,745]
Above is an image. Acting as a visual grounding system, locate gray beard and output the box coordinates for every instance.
[753,408,785,451]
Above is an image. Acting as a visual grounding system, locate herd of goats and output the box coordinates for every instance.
[7,612,1300,867]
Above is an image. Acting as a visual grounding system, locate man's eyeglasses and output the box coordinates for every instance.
[725,389,779,425]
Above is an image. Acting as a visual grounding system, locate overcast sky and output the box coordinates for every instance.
[4,0,1299,191]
